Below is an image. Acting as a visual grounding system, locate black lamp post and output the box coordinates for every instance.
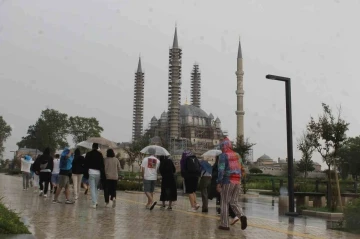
[266,74,298,216]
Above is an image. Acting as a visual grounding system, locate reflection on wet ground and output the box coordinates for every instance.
[0,174,358,239]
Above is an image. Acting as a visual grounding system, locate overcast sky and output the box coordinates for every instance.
[1,0,359,168]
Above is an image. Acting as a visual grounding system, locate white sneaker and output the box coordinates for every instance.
[195,204,200,210]
[43,194,47,198]
[74,196,78,200]
[39,191,43,196]
[91,204,97,209]
[187,208,197,213]
[112,200,116,208]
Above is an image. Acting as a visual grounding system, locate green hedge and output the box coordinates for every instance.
[344,198,360,234]
[0,201,30,234]
[5,169,21,175]
[117,181,143,191]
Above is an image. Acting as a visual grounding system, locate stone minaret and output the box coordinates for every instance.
[132,57,144,141]
[235,39,245,137]
[190,63,201,108]
[168,27,182,139]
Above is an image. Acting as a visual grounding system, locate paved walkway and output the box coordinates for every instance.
[0,174,358,239]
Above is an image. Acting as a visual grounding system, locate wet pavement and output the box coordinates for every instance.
[0,173,358,239]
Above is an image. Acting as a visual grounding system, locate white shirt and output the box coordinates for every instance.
[52,159,60,174]
[21,159,34,173]
[141,156,160,180]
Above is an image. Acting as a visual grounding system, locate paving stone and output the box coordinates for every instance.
[0,174,358,239]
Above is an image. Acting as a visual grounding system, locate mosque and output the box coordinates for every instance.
[131,27,245,157]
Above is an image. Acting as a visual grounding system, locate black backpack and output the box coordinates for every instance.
[185,156,201,175]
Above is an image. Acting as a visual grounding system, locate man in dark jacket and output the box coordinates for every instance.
[34,147,54,198]
[84,143,105,209]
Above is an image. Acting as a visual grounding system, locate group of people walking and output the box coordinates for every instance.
[139,137,247,231]
[20,143,121,208]
[20,136,247,231]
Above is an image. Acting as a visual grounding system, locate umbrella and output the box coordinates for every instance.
[201,149,222,157]
[86,137,118,148]
[200,160,212,174]
[77,141,93,149]
[140,145,170,156]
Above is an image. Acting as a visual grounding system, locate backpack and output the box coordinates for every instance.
[40,158,48,170]
[185,156,201,175]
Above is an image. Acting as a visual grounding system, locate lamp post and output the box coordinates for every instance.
[266,74,298,216]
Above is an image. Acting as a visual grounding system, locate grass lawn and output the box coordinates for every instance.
[304,206,342,213]
[0,200,30,234]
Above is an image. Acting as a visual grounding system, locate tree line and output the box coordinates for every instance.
[16,108,104,154]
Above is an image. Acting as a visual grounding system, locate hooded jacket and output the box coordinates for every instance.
[59,147,73,175]
[34,148,54,173]
[72,148,85,174]
[84,149,105,178]
[216,137,242,185]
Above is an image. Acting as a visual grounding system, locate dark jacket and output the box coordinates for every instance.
[181,155,201,178]
[34,147,54,173]
[72,148,85,174]
[84,149,105,179]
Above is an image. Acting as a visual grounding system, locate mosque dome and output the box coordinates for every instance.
[180,104,208,118]
[258,154,273,161]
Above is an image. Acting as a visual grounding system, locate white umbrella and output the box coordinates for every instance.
[86,137,118,148]
[140,145,170,156]
[77,141,93,150]
[201,149,222,157]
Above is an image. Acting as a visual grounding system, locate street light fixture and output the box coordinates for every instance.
[266,74,298,216]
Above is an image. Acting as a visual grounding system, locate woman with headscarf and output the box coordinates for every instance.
[159,155,177,210]
[180,150,201,212]
[21,155,34,190]
[72,148,85,200]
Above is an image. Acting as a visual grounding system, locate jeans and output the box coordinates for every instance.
[72,174,83,198]
[199,176,211,210]
[22,172,31,189]
[89,174,100,205]
[39,172,51,194]
[104,180,117,203]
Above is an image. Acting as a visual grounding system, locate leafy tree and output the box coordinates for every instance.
[307,103,349,180]
[249,167,262,174]
[338,136,360,180]
[68,116,104,144]
[17,109,69,153]
[0,116,12,159]
[307,103,349,211]
[233,135,256,165]
[297,131,315,179]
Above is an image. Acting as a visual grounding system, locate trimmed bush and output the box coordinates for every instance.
[6,169,21,175]
[117,180,143,191]
[344,198,360,233]
[249,167,263,174]
[0,201,30,234]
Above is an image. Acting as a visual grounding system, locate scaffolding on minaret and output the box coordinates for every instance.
[168,26,182,141]
[132,57,144,142]
[190,64,201,108]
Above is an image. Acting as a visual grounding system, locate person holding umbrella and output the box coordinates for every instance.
[141,147,160,210]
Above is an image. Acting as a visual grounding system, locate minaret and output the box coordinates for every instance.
[235,39,245,137]
[132,57,144,141]
[190,63,201,108]
[168,27,182,139]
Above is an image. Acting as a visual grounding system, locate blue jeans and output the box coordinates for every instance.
[89,174,100,205]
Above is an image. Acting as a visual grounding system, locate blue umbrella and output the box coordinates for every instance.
[200,160,212,174]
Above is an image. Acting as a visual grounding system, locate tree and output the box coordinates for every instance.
[249,167,262,174]
[0,116,12,159]
[68,116,104,144]
[122,136,149,172]
[233,135,256,165]
[307,103,349,211]
[297,131,315,179]
[338,136,360,180]
[17,109,69,153]
[307,103,349,180]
